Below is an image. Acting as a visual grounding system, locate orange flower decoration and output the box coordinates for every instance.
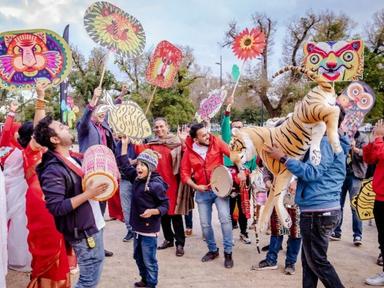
[232,28,266,61]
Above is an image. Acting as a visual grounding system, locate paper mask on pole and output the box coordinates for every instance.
[303,40,364,82]
[97,91,152,143]
[0,29,72,90]
[232,64,240,81]
[146,41,182,88]
[351,178,375,220]
[84,1,146,57]
[195,88,227,122]
[337,81,375,140]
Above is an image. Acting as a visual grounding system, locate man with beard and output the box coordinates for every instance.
[35,116,109,287]
[180,123,234,268]
[138,118,185,257]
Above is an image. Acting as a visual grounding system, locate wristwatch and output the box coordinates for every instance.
[279,155,288,164]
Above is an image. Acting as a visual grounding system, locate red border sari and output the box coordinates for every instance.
[24,144,70,288]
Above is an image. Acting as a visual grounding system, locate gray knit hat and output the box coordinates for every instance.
[136,149,159,172]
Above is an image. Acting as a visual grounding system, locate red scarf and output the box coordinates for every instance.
[54,152,84,178]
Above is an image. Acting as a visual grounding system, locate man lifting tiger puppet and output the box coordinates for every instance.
[228,65,350,287]
[229,65,344,232]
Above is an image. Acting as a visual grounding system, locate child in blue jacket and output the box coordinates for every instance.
[117,140,169,288]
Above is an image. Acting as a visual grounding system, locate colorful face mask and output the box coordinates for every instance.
[84,1,146,57]
[303,40,364,82]
[337,81,375,140]
[146,41,182,89]
[0,29,72,90]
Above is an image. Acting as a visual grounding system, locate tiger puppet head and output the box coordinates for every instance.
[229,65,342,232]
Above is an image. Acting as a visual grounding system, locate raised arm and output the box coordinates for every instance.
[33,79,50,127]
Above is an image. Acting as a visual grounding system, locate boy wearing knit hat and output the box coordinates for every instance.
[117,138,169,288]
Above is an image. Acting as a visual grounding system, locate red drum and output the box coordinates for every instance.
[82,145,120,201]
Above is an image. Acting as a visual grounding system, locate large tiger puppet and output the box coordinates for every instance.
[229,66,342,232]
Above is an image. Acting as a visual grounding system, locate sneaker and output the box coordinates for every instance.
[284,264,295,275]
[366,272,384,286]
[353,236,362,246]
[330,233,341,241]
[224,252,234,268]
[251,259,278,271]
[104,249,113,257]
[377,254,383,266]
[123,231,134,242]
[201,249,219,262]
[232,223,239,229]
[240,233,251,244]
[185,228,192,236]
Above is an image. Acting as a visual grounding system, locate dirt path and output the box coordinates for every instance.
[6,203,380,288]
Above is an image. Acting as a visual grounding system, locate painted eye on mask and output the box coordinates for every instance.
[13,46,22,55]
[33,44,42,53]
[309,54,320,65]
[342,52,354,62]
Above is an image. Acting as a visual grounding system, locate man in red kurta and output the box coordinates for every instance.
[137,118,185,257]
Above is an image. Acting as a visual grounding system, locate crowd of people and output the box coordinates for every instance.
[0,83,384,288]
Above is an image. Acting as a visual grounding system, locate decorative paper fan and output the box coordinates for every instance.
[232,28,266,61]
[98,91,152,143]
[337,81,375,140]
[0,29,72,90]
[146,40,182,89]
[84,1,146,57]
[195,88,227,122]
[232,64,240,81]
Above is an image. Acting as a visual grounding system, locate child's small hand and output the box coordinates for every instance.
[140,209,156,218]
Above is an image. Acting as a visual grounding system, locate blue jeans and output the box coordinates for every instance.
[300,210,344,288]
[334,174,363,238]
[69,229,105,288]
[120,179,133,233]
[184,210,193,229]
[266,235,302,266]
[133,233,158,288]
[195,191,233,254]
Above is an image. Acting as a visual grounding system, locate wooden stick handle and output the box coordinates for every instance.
[230,60,245,99]
[145,86,158,115]
[98,52,110,88]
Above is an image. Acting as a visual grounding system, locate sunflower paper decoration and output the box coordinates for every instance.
[232,28,266,61]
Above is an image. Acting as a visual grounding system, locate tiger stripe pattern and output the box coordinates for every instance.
[230,65,341,231]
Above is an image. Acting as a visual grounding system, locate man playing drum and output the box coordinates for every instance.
[180,123,234,268]
[35,115,109,287]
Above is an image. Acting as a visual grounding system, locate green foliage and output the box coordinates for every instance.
[70,47,118,107]
[150,88,195,129]
[362,48,384,123]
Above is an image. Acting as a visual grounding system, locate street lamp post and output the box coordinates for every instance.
[215,55,223,87]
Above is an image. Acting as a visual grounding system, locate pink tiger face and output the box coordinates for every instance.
[5,33,48,77]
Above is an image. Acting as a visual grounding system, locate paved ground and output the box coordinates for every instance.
[6,201,381,288]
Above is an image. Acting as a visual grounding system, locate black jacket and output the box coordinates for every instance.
[117,155,169,233]
[36,150,99,241]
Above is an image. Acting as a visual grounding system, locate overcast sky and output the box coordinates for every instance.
[0,0,382,83]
